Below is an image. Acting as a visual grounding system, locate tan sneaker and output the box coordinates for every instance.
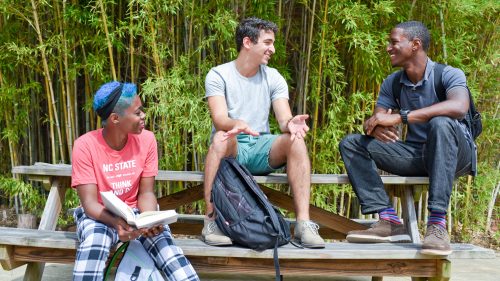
[420,224,452,256]
[346,220,411,243]
[201,218,232,246]
[294,220,325,248]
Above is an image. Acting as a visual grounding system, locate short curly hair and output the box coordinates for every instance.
[235,17,278,52]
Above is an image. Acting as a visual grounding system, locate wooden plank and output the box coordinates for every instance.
[170,220,346,239]
[401,186,421,244]
[0,245,26,270]
[259,184,367,234]
[157,184,204,210]
[24,178,68,281]
[12,164,429,185]
[0,228,494,261]
[157,183,367,237]
[183,257,442,277]
[0,227,78,249]
[10,246,445,278]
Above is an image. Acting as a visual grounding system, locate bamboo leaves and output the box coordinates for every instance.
[0,0,498,239]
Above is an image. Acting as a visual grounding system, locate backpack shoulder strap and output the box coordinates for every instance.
[392,63,447,106]
[391,70,403,108]
[433,63,447,102]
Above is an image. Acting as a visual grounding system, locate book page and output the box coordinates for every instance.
[134,210,178,229]
[100,191,136,225]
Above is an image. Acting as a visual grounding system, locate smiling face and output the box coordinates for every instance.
[117,95,145,134]
[248,30,275,65]
[386,28,415,67]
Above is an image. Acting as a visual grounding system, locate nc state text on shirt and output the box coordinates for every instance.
[102,160,137,172]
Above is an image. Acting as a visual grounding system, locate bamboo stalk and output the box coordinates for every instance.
[31,0,65,163]
[56,0,73,162]
[145,2,162,77]
[301,0,316,114]
[439,0,448,63]
[129,1,135,83]
[486,161,500,232]
[98,0,117,80]
[408,0,417,19]
[311,0,328,169]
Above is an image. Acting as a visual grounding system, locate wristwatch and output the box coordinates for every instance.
[400,109,410,124]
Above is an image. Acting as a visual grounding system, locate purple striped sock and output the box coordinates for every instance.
[428,211,447,229]
[378,207,402,224]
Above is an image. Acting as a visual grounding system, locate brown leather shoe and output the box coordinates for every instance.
[420,224,452,255]
[346,220,411,243]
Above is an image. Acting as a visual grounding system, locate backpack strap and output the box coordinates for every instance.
[392,62,447,107]
[104,241,129,281]
[391,71,403,108]
[433,63,446,101]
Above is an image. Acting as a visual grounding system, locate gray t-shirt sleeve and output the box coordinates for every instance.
[205,69,225,98]
[268,68,289,101]
[376,72,399,110]
[442,66,467,97]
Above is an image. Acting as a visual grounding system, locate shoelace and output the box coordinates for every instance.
[207,221,217,233]
[427,224,447,239]
[303,221,320,235]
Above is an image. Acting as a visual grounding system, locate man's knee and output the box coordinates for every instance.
[278,133,308,154]
[209,131,235,155]
[339,134,362,153]
[428,116,456,135]
[429,116,454,128]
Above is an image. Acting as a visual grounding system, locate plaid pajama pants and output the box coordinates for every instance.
[73,207,199,281]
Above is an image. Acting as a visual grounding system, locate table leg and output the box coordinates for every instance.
[24,178,68,281]
[401,186,421,244]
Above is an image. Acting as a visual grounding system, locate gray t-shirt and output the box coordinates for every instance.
[205,61,289,134]
[377,58,470,143]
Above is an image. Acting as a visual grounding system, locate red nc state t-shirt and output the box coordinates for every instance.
[71,128,158,207]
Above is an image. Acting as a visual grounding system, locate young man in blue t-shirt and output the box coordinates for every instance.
[339,21,475,256]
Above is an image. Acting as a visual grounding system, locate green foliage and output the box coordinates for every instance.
[0,0,497,243]
[0,176,46,216]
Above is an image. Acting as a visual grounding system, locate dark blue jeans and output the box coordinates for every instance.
[339,117,472,214]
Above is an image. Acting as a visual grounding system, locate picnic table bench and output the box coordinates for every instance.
[1,163,495,281]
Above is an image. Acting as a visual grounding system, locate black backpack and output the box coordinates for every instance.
[392,63,482,140]
[211,157,293,281]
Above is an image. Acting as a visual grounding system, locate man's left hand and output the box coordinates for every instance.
[287,114,310,141]
[365,109,401,135]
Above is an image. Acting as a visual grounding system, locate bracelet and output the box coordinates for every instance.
[285,117,293,128]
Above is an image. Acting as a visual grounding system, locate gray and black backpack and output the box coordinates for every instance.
[211,157,293,281]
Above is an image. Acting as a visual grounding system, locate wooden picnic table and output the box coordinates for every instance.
[2,162,493,281]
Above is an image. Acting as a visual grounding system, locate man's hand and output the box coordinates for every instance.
[370,125,399,143]
[287,114,310,141]
[114,218,141,241]
[140,224,165,238]
[364,109,401,135]
[223,120,259,140]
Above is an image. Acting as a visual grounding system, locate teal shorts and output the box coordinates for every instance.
[236,134,284,175]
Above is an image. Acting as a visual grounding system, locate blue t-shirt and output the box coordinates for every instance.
[377,58,470,143]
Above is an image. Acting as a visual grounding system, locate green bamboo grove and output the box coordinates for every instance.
[0,0,498,244]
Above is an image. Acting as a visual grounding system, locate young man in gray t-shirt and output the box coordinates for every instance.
[202,17,325,249]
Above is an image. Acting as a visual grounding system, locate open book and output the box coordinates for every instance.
[100,191,178,229]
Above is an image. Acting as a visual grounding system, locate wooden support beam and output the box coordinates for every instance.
[0,245,27,270]
[188,256,442,277]
[259,184,367,234]
[401,186,421,244]
[157,184,203,210]
[24,178,68,281]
